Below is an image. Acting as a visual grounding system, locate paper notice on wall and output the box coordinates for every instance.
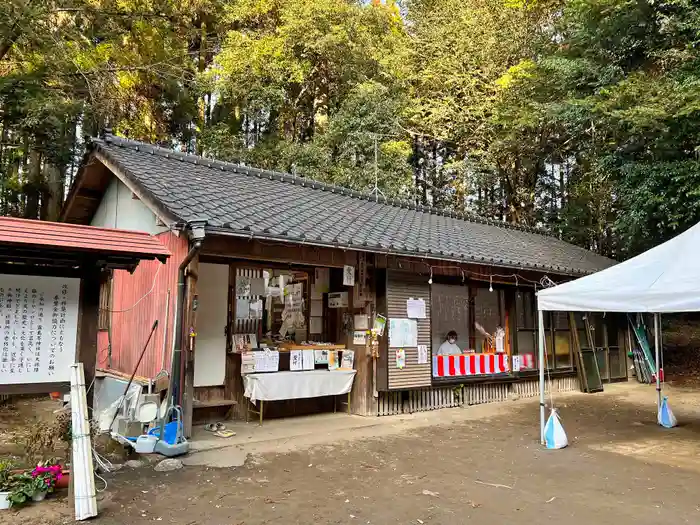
[236,298,250,319]
[290,350,303,371]
[302,350,315,370]
[315,268,330,293]
[314,349,329,364]
[310,317,323,334]
[395,348,406,369]
[388,318,418,348]
[343,265,355,286]
[354,315,369,331]
[417,344,429,364]
[236,275,251,296]
[512,355,521,372]
[249,299,263,319]
[353,330,367,345]
[406,298,427,319]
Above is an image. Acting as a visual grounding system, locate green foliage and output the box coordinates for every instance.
[2,0,700,258]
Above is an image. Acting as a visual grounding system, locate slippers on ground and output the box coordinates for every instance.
[204,423,218,432]
[215,422,226,431]
[215,430,235,438]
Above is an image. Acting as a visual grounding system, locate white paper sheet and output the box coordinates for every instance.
[406,298,427,319]
[417,344,429,364]
[395,348,406,369]
[354,315,369,330]
[290,350,303,371]
[236,275,251,296]
[389,318,418,348]
[341,350,354,369]
[353,331,367,345]
[236,298,250,319]
[343,265,355,286]
[302,350,315,370]
[314,350,329,364]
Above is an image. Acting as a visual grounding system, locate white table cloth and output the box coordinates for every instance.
[243,370,356,403]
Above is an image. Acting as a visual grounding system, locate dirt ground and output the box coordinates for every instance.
[6,383,700,525]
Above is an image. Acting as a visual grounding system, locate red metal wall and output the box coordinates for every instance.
[97,231,188,378]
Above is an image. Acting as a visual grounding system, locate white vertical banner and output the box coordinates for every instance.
[0,274,80,385]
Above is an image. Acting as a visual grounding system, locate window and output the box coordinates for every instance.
[473,287,505,353]
[430,283,471,353]
[514,291,573,371]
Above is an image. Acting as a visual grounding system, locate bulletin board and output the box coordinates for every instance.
[0,274,80,386]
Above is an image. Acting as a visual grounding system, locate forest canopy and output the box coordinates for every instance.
[2,0,700,258]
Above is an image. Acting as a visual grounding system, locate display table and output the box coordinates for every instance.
[432,353,509,378]
[243,370,357,424]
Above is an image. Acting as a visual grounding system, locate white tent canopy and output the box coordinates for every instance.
[534,222,700,444]
[537,221,700,313]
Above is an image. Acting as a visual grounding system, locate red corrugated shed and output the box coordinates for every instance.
[0,216,171,262]
[98,231,188,377]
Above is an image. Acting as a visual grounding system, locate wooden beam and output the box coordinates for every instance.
[76,268,101,408]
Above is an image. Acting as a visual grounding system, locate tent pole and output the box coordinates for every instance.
[538,309,546,444]
[654,313,661,412]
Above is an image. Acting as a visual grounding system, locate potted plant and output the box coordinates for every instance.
[7,473,34,508]
[29,460,62,501]
[0,462,12,510]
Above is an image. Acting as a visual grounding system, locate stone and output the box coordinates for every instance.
[154,458,183,472]
[125,460,145,469]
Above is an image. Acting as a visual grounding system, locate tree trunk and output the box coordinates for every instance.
[43,162,64,221]
[24,148,42,219]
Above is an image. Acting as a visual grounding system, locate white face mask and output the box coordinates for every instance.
[448,338,456,344]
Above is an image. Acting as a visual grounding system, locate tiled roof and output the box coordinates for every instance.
[0,216,171,263]
[90,134,614,276]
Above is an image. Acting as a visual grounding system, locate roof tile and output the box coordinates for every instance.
[93,135,614,275]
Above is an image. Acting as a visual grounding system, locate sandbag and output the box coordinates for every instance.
[544,408,568,449]
[657,395,678,428]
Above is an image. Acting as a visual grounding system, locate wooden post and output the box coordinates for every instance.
[77,268,100,408]
[182,254,199,438]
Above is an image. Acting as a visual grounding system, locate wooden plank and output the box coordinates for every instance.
[193,398,238,408]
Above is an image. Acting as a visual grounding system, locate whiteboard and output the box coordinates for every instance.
[0,274,80,385]
[388,318,418,348]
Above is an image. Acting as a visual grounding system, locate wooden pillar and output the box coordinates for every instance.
[77,268,100,408]
[182,253,199,438]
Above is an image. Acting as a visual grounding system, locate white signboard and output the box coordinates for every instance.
[0,274,79,385]
[417,344,429,364]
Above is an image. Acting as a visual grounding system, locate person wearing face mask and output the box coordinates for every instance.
[437,330,462,355]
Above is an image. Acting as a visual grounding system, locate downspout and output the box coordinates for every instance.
[170,220,207,407]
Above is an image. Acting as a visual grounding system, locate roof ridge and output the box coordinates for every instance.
[94,133,548,237]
